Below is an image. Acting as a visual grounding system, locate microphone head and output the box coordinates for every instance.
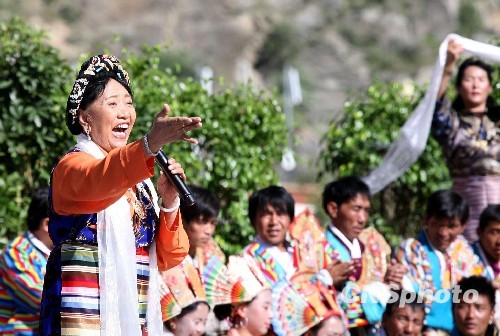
[183,193,196,207]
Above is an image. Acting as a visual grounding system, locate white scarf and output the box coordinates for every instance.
[75,134,162,335]
[363,34,500,194]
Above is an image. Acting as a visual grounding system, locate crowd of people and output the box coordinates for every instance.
[0,38,498,336]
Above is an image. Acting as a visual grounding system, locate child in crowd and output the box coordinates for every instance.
[0,188,51,335]
[178,185,227,335]
[161,261,210,336]
[203,255,273,336]
[180,185,224,270]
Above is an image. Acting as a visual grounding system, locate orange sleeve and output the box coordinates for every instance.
[156,210,189,271]
[52,139,155,215]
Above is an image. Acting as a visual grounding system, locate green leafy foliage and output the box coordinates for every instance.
[0,20,288,254]
[318,80,451,246]
[0,17,73,246]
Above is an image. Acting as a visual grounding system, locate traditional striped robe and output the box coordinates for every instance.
[0,231,49,335]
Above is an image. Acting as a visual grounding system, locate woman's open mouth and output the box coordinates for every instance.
[112,123,129,139]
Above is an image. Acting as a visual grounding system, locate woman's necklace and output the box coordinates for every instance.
[127,186,147,235]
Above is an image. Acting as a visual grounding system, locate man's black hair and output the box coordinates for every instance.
[248,186,294,227]
[453,276,495,312]
[180,185,220,225]
[322,176,370,214]
[425,190,469,225]
[478,204,500,232]
[383,289,425,318]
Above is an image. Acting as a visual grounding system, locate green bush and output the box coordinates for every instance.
[0,17,73,246]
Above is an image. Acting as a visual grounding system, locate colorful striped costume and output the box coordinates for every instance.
[395,230,483,331]
[242,210,338,286]
[0,231,49,335]
[39,140,189,336]
[241,240,290,284]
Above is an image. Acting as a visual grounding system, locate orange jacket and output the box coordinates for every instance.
[51,139,189,270]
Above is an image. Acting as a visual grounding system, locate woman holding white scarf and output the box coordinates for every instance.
[432,39,500,242]
[39,54,201,336]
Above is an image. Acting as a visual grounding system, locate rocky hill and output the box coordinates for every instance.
[3,0,500,182]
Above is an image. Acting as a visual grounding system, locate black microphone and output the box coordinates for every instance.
[155,150,195,206]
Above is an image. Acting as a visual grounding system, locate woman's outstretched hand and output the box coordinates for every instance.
[146,104,202,153]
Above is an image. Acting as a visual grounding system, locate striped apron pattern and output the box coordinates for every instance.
[59,244,150,335]
[452,175,500,242]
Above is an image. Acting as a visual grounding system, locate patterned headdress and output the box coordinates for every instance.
[66,54,131,135]
[202,255,271,307]
[272,273,342,336]
[160,261,207,321]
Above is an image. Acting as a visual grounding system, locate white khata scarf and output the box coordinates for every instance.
[75,134,162,336]
[363,34,500,194]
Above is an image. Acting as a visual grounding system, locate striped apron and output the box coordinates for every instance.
[59,244,150,335]
[452,175,500,242]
